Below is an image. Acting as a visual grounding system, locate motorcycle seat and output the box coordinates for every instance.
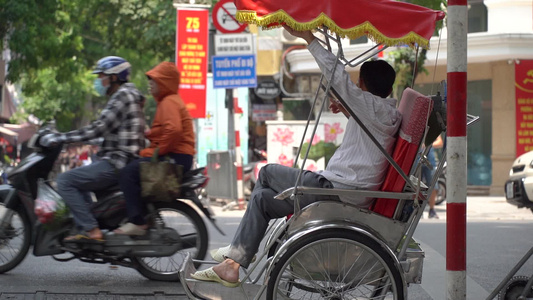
[94,185,122,200]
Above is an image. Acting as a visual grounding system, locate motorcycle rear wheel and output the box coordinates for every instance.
[0,203,31,273]
[133,200,208,281]
[435,179,446,205]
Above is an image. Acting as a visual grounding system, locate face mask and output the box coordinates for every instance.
[94,77,109,96]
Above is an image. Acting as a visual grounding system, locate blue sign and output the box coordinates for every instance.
[212,55,257,89]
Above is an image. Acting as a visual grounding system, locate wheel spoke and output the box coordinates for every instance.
[0,204,30,273]
[134,203,208,281]
[268,231,403,299]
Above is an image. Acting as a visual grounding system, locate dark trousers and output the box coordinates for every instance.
[119,153,193,225]
[226,164,338,268]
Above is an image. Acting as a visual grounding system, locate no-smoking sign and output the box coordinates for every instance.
[212,0,247,34]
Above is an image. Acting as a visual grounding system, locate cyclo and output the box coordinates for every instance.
[179,0,471,299]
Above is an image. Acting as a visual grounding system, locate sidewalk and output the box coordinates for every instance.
[432,196,533,221]
[210,196,533,221]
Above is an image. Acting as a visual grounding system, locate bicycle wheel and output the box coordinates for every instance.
[498,276,533,300]
[134,201,208,281]
[267,229,404,300]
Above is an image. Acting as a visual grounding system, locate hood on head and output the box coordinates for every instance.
[145,62,180,101]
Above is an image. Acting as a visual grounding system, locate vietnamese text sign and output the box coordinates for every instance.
[176,9,208,118]
[214,33,254,56]
[254,80,281,100]
[212,55,257,89]
[516,60,533,156]
[252,104,277,121]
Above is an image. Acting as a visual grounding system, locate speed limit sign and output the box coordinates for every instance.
[212,0,247,34]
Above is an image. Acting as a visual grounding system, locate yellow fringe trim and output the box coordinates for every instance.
[236,10,431,49]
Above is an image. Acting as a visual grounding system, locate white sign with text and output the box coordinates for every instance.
[214,33,254,56]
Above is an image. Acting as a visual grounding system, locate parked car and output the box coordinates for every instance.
[504,150,533,212]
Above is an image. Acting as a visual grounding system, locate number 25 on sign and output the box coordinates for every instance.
[186,17,200,32]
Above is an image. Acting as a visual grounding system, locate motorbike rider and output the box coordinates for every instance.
[40,56,146,243]
[114,61,195,236]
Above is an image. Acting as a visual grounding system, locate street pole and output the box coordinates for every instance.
[226,88,245,210]
[232,89,245,210]
[226,88,237,203]
[446,0,468,299]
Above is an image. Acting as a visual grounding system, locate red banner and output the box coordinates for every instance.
[176,9,208,118]
[515,60,533,156]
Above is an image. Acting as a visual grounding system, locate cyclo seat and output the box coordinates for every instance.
[281,87,434,252]
[273,88,435,288]
[371,87,434,218]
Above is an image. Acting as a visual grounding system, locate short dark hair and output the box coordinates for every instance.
[360,60,396,98]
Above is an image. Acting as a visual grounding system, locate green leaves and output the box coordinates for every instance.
[386,0,445,99]
[1,0,178,129]
[300,140,339,166]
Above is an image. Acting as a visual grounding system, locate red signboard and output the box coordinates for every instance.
[176,9,209,118]
[515,60,533,156]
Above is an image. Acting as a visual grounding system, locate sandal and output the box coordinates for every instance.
[191,267,240,288]
[113,223,148,236]
[63,233,105,244]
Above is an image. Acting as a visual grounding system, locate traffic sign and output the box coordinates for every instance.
[212,0,247,34]
[212,55,257,89]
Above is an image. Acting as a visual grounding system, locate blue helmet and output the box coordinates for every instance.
[92,56,131,82]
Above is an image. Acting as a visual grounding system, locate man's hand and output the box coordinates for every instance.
[329,98,349,118]
[329,98,342,114]
[282,25,315,44]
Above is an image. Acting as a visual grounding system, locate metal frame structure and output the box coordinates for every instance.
[179,28,478,300]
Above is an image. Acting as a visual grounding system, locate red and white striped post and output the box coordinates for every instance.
[233,89,245,210]
[446,0,468,299]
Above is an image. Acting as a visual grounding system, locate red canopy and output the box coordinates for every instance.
[235,0,445,49]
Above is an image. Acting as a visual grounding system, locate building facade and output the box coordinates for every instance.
[266,0,533,195]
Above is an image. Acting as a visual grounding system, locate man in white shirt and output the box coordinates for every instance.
[191,27,401,287]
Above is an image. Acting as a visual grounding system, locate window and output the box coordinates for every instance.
[414,80,493,186]
[466,80,492,185]
[350,36,368,45]
[468,1,488,33]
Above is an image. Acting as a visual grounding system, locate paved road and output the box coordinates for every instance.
[1,196,532,299]
[207,196,533,300]
[410,197,533,300]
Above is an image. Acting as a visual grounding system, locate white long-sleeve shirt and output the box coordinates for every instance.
[308,39,402,207]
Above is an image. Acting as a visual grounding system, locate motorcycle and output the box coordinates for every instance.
[243,148,267,201]
[435,162,446,205]
[0,123,223,281]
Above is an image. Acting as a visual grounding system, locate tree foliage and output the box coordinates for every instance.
[1,0,178,130]
[387,0,447,99]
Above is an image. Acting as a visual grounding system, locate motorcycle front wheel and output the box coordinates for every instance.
[0,203,31,273]
[133,200,208,281]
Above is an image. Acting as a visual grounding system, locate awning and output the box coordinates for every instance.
[1,123,37,144]
[235,0,445,49]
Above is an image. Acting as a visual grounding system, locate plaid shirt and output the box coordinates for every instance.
[48,83,146,169]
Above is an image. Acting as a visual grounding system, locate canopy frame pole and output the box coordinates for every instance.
[290,28,421,217]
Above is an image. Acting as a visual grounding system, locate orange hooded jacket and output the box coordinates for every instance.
[141,62,195,158]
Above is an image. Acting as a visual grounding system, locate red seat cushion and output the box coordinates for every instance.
[371,88,432,218]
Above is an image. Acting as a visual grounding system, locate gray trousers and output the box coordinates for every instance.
[226,164,338,268]
[56,160,118,232]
